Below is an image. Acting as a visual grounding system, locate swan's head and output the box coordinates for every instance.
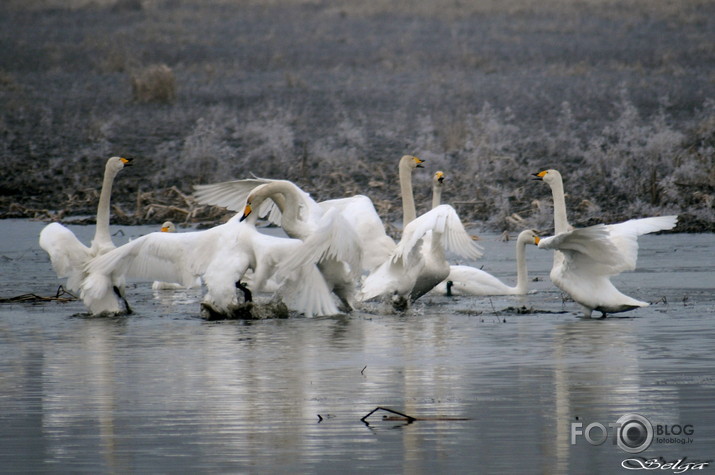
[240,184,267,222]
[400,155,424,171]
[517,229,540,246]
[531,169,561,186]
[433,171,445,185]
[106,156,133,173]
[160,221,176,233]
[240,200,253,222]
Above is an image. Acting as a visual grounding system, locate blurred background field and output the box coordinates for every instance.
[0,0,713,232]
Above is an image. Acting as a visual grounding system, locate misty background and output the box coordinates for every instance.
[1,0,713,232]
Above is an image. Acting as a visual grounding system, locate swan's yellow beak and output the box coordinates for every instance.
[534,236,540,245]
[120,157,133,166]
[435,171,445,183]
[161,226,169,232]
[240,204,252,222]
[414,157,424,168]
[531,170,547,180]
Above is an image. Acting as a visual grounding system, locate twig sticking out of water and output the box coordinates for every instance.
[361,407,416,423]
[0,285,77,303]
[361,406,471,424]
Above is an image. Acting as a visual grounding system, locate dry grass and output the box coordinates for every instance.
[130,64,177,104]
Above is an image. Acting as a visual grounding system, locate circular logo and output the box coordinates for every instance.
[616,413,653,453]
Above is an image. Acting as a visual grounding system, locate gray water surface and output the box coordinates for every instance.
[1,220,714,473]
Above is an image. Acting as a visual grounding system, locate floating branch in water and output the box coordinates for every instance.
[361,406,471,424]
[0,285,77,303]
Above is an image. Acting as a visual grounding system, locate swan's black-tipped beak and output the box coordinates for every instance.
[531,173,543,181]
[239,204,252,222]
[121,157,134,167]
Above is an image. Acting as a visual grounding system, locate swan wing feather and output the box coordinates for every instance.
[605,215,677,272]
[39,222,92,291]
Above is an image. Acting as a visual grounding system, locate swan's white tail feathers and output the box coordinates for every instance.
[79,272,123,314]
[280,265,340,317]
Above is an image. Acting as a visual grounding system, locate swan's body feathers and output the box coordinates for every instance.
[81,214,340,317]
[433,229,538,296]
[39,156,132,306]
[535,168,678,317]
[437,265,515,295]
[359,205,482,303]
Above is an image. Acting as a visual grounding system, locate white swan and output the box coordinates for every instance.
[433,229,539,296]
[81,206,343,318]
[533,168,678,317]
[150,221,193,291]
[428,169,537,297]
[237,182,362,310]
[39,156,133,310]
[358,157,483,305]
[193,177,394,273]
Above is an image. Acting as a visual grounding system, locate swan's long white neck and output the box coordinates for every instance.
[549,176,569,234]
[431,182,442,210]
[93,163,120,246]
[400,161,417,226]
[514,235,529,294]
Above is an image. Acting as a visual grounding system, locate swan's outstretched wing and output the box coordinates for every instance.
[319,195,396,272]
[193,178,317,228]
[395,205,483,265]
[39,223,92,291]
[538,224,627,277]
[193,178,271,211]
[194,178,282,225]
[605,215,677,272]
[84,225,229,290]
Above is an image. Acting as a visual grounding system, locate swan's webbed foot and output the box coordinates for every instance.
[235,281,253,302]
[445,281,454,297]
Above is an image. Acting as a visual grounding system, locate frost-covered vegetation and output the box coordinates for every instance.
[0,0,713,231]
